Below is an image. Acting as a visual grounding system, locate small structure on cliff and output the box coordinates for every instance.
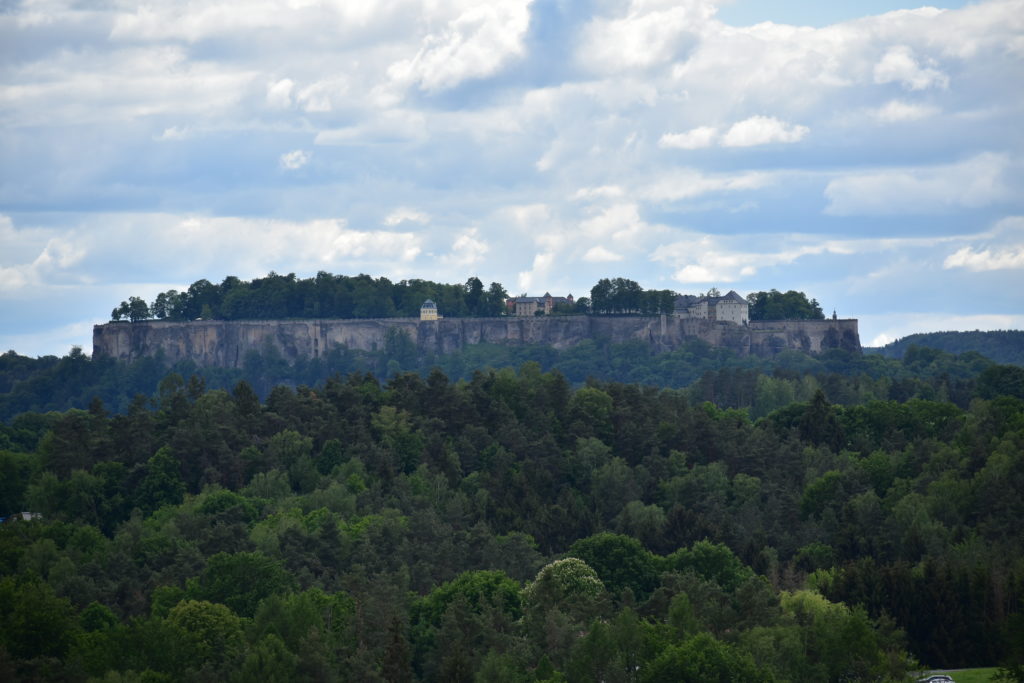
[420,299,439,321]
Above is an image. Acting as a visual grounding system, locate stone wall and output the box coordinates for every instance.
[93,316,860,367]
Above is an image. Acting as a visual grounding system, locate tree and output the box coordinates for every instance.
[568,533,659,601]
[465,277,485,315]
[486,282,509,316]
[187,552,296,618]
[135,446,185,514]
[166,599,244,667]
[747,289,824,321]
[127,296,151,322]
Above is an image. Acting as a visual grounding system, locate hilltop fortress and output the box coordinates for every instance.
[93,314,860,368]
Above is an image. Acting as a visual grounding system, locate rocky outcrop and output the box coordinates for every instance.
[92,316,860,367]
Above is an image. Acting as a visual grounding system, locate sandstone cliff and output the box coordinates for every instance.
[92,316,860,368]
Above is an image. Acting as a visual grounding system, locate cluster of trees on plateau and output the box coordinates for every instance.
[109,270,831,324]
[746,290,826,321]
[588,278,677,315]
[112,273,511,322]
[2,350,1024,680]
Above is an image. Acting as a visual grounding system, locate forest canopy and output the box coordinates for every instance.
[1,360,1023,680]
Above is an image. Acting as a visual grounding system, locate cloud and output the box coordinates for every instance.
[943,216,1024,271]
[266,79,294,109]
[944,246,1024,271]
[1,213,424,292]
[659,126,718,150]
[383,208,430,226]
[721,116,809,147]
[824,153,1011,215]
[314,110,428,145]
[869,99,939,123]
[638,169,774,202]
[577,1,711,72]
[582,245,624,262]
[571,186,625,201]
[648,229,967,285]
[279,149,311,170]
[442,228,490,267]
[387,1,533,93]
[156,125,192,141]
[517,251,555,293]
[873,45,949,90]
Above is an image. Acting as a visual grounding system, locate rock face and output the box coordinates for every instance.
[92,316,861,367]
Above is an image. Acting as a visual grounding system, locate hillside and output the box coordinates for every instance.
[867,330,1024,365]
[3,364,1024,679]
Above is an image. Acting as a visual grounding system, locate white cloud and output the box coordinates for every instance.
[442,227,490,267]
[157,125,192,141]
[870,99,939,123]
[944,246,1024,271]
[314,109,428,145]
[873,45,949,90]
[571,186,625,201]
[943,216,1024,271]
[517,251,555,292]
[824,153,1011,215]
[638,169,774,202]
[659,126,718,150]
[582,245,624,262]
[266,78,294,108]
[279,149,311,170]
[387,1,533,93]
[649,229,965,285]
[721,116,809,147]
[383,208,430,226]
[578,2,712,72]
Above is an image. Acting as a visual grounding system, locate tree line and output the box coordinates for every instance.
[109,270,829,323]
[112,273,511,322]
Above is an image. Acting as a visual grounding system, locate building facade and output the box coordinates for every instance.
[674,290,749,324]
[420,299,438,321]
[507,292,574,316]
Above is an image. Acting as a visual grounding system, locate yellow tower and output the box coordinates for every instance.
[420,299,438,321]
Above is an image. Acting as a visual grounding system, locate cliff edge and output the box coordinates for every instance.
[93,316,860,368]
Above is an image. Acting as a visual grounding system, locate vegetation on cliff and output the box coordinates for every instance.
[1,360,1023,679]
[746,290,826,321]
[113,272,511,322]
[110,270,832,323]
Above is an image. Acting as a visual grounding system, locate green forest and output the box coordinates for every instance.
[2,338,1024,680]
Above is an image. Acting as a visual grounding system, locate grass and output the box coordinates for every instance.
[924,668,1000,683]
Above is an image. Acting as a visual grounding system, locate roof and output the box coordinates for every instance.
[421,299,437,308]
[721,290,746,304]
[512,295,571,303]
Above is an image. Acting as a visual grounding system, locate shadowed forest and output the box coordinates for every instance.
[2,335,1024,680]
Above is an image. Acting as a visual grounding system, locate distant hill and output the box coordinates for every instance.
[866,330,1024,365]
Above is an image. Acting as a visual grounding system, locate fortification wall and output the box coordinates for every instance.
[92,316,860,367]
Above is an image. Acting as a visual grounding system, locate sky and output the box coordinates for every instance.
[1,0,1023,356]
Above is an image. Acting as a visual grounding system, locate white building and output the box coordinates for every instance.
[675,290,749,325]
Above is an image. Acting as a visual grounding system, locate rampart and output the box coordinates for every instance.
[92,316,860,368]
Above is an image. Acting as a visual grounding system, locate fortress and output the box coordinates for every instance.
[93,315,860,368]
